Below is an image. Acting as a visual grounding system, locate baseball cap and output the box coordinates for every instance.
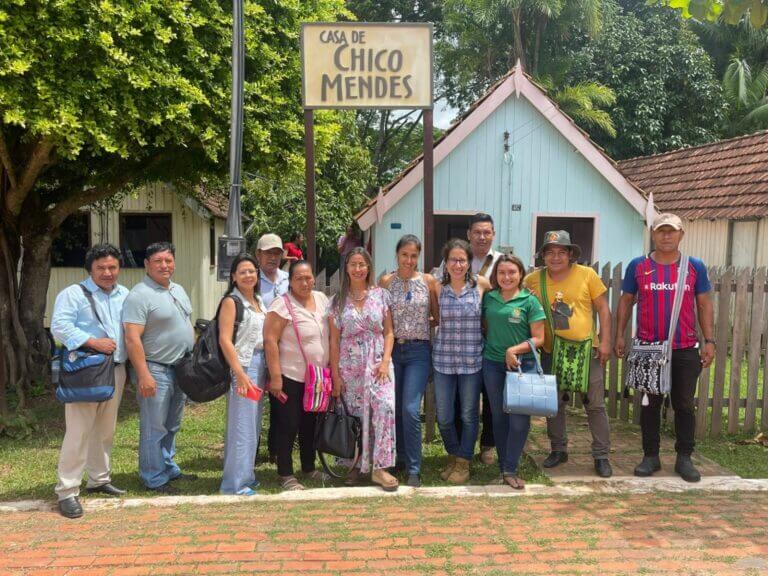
[652,213,684,231]
[257,233,283,251]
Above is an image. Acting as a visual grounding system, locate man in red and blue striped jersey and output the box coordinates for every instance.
[615,213,716,483]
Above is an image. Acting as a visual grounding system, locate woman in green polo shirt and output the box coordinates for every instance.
[482,255,546,489]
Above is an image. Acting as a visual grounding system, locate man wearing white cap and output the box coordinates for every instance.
[257,233,289,309]
[616,213,715,482]
[256,233,290,464]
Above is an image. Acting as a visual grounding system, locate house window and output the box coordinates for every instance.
[533,216,595,266]
[433,214,472,270]
[119,213,173,268]
[52,212,91,267]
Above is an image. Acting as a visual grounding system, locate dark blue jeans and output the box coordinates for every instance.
[393,341,431,475]
[482,357,536,475]
[434,370,482,460]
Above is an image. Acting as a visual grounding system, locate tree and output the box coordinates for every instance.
[722,57,768,133]
[654,0,768,28]
[564,1,725,158]
[242,111,375,273]
[436,0,618,138]
[0,0,351,433]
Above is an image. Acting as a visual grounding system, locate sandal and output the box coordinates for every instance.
[371,469,399,492]
[279,475,305,491]
[502,474,525,490]
[344,468,362,487]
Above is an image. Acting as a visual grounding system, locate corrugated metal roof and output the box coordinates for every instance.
[618,131,768,220]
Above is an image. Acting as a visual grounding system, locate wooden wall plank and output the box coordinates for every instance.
[710,267,733,438]
[745,267,766,431]
[727,268,750,434]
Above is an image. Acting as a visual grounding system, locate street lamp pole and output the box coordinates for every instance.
[218,0,246,280]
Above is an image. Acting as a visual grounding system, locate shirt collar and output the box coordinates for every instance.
[232,287,263,309]
[488,287,531,304]
[260,269,288,286]
[143,275,173,291]
[83,276,123,296]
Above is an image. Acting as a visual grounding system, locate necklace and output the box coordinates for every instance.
[350,289,368,302]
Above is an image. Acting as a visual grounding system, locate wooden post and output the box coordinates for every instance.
[711,267,733,438]
[608,262,621,419]
[745,267,766,431]
[304,109,316,271]
[423,109,434,271]
[727,268,749,434]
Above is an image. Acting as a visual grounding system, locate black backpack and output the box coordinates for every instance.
[176,294,244,403]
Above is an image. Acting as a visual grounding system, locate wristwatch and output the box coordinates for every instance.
[704,338,715,345]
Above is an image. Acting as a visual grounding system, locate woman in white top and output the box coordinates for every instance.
[219,255,267,495]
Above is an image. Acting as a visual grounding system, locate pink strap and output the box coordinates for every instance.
[283,294,310,366]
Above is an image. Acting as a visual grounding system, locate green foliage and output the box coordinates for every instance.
[538,78,618,137]
[722,57,768,132]
[654,0,768,28]
[564,1,725,158]
[242,112,375,273]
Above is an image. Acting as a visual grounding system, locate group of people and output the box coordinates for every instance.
[50,210,715,519]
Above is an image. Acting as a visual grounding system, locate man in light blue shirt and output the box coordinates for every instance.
[257,233,289,308]
[50,244,129,519]
[123,242,195,493]
[256,233,289,463]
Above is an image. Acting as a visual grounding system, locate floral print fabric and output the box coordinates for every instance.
[333,287,396,473]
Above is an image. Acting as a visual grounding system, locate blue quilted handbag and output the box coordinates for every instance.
[503,339,558,417]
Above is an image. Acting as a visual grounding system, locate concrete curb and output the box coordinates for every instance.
[2,476,766,514]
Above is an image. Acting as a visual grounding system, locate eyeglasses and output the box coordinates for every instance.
[447,258,468,265]
[348,263,369,270]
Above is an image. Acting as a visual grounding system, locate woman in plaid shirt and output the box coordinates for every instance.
[430,239,491,484]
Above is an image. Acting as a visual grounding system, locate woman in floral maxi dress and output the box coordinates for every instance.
[330,248,398,491]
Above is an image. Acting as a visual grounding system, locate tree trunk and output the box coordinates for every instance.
[0,222,27,419]
[19,231,55,389]
[512,9,526,70]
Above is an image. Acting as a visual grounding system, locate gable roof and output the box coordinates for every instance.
[618,130,768,220]
[355,64,649,230]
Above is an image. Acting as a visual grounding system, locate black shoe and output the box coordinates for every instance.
[542,451,568,468]
[634,456,662,477]
[406,474,421,488]
[58,496,83,519]
[169,473,198,482]
[149,482,181,495]
[675,455,701,483]
[86,483,127,497]
[594,458,613,478]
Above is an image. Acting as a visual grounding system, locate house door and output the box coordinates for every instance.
[533,216,595,266]
[432,214,471,271]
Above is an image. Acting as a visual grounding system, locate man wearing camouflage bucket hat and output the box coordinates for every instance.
[524,230,613,478]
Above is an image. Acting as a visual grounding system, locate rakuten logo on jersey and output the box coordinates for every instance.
[644,282,692,291]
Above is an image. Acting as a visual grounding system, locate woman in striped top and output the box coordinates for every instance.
[430,239,491,484]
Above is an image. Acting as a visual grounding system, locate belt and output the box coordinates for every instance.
[396,338,429,345]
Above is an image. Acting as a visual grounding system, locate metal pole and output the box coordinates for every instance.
[423,109,434,271]
[225,0,244,238]
[217,0,246,281]
[304,109,316,270]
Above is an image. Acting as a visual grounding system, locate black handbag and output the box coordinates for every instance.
[315,395,362,478]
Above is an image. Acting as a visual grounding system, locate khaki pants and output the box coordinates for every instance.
[55,364,126,501]
[544,356,611,460]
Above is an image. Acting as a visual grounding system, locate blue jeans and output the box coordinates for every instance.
[221,352,266,494]
[434,370,482,460]
[133,362,187,489]
[393,341,431,475]
[483,357,536,475]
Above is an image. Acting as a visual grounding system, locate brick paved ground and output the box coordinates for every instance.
[2,491,767,575]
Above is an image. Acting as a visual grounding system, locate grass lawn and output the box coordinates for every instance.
[0,390,547,501]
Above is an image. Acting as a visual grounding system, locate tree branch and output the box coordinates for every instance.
[5,137,56,217]
[0,128,17,190]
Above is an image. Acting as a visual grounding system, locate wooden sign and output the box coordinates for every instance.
[301,23,433,110]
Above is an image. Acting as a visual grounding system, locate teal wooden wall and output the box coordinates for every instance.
[372,93,645,277]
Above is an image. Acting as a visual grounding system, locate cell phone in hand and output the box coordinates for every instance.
[275,390,288,404]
